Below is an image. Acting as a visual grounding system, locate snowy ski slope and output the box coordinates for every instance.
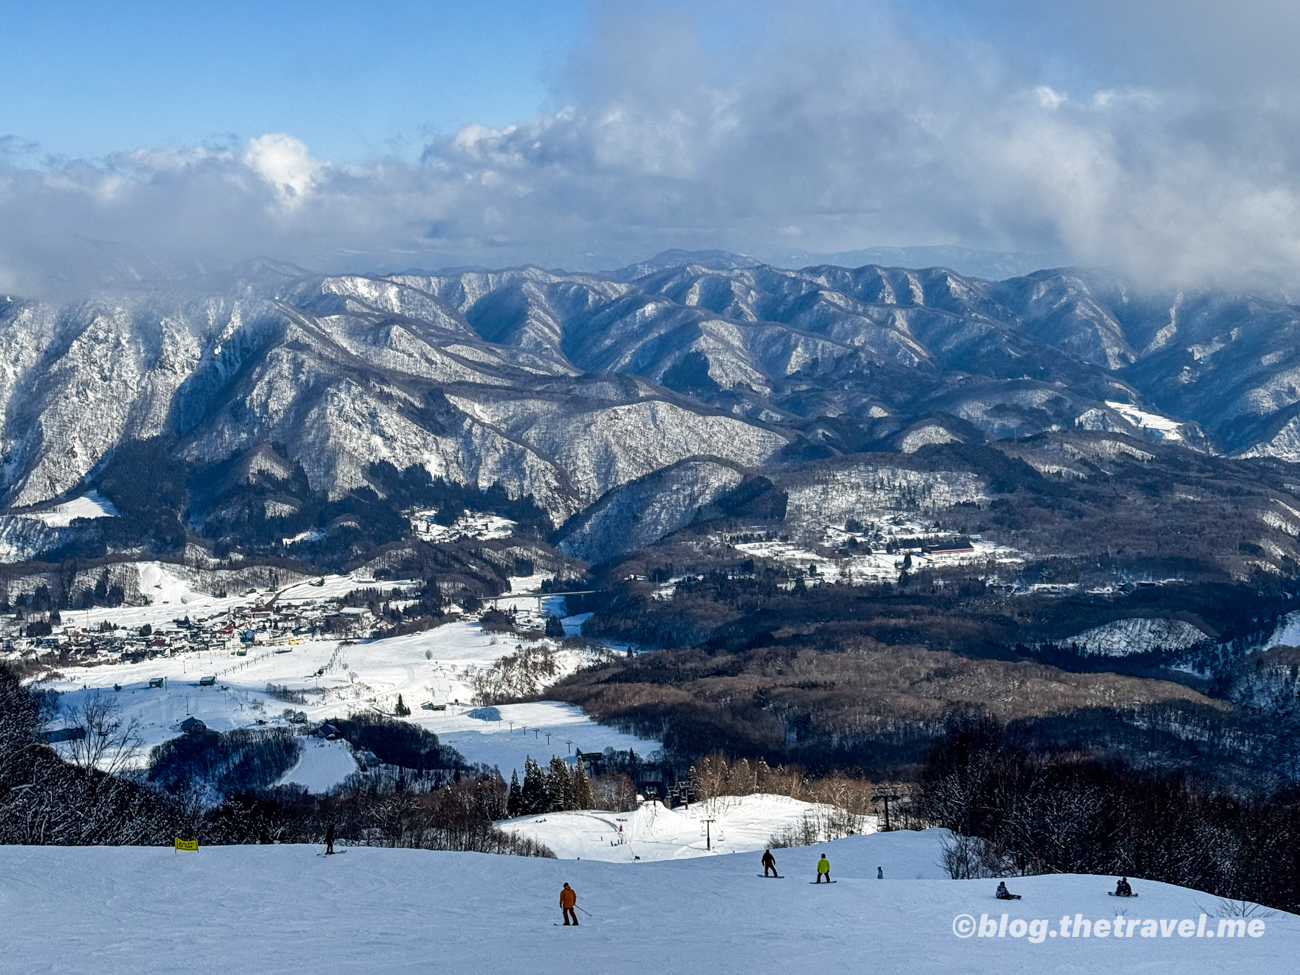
[3,829,1294,975]
[499,794,878,862]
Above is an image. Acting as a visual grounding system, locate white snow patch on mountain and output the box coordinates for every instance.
[899,423,961,452]
[4,833,1295,975]
[411,510,517,542]
[282,527,326,546]
[1265,610,1300,649]
[1239,415,1300,463]
[0,490,120,561]
[1059,617,1211,656]
[1105,401,1186,442]
[23,490,119,527]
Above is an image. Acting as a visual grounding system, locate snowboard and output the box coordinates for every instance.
[996,894,1022,900]
[1108,892,1138,897]
[758,874,784,879]
[810,880,837,884]
[317,850,348,857]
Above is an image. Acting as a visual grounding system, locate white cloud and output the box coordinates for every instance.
[241,134,324,205]
[3,0,1300,295]
[1035,86,1067,110]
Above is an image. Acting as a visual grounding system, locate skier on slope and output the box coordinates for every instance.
[560,883,579,926]
[815,855,831,883]
[762,849,778,877]
[324,823,335,855]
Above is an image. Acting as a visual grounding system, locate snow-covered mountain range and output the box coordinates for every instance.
[4,252,1300,548]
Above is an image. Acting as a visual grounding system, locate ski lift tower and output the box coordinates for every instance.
[873,791,902,831]
[702,818,717,851]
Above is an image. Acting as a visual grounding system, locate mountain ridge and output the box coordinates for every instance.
[3,255,1300,568]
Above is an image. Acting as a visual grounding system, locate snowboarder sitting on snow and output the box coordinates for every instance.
[1114,877,1133,897]
[995,881,1018,900]
[815,855,831,883]
[762,849,778,877]
[560,883,579,926]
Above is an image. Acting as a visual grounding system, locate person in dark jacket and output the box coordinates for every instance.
[1114,877,1133,897]
[324,823,335,855]
[762,849,777,877]
[995,881,1020,900]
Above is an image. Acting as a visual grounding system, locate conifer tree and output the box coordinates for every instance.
[521,756,548,814]
[507,769,522,818]
[547,755,573,811]
[572,757,594,810]
[395,694,411,717]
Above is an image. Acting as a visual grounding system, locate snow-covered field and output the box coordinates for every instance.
[1106,400,1187,442]
[733,523,1019,586]
[276,738,359,791]
[500,793,876,862]
[410,509,517,543]
[21,489,119,527]
[4,830,1294,975]
[34,567,656,785]
[43,564,420,633]
[43,620,655,784]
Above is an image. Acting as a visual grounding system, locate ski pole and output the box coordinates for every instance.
[576,905,593,917]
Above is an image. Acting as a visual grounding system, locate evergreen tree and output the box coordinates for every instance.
[507,769,522,817]
[547,756,573,811]
[544,615,565,639]
[521,756,548,814]
[572,757,594,810]
[395,694,411,717]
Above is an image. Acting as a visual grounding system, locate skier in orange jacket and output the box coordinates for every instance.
[560,883,578,926]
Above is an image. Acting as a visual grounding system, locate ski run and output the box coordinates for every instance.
[3,828,1296,974]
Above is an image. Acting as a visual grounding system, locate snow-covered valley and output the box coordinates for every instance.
[27,571,656,786]
[41,619,654,785]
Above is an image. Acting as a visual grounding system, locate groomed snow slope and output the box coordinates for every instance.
[4,831,1295,975]
[499,794,878,862]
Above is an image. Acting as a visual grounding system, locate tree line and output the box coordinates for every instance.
[0,662,550,857]
[913,713,1300,913]
[505,755,638,816]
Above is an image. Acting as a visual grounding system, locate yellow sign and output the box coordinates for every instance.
[173,838,199,851]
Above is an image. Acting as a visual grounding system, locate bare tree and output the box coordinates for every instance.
[62,693,142,775]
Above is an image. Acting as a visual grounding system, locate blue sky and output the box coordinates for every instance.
[2,1,1300,293]
[1,0,588,163]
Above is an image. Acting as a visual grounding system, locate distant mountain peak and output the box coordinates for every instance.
[608,250,762,282]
